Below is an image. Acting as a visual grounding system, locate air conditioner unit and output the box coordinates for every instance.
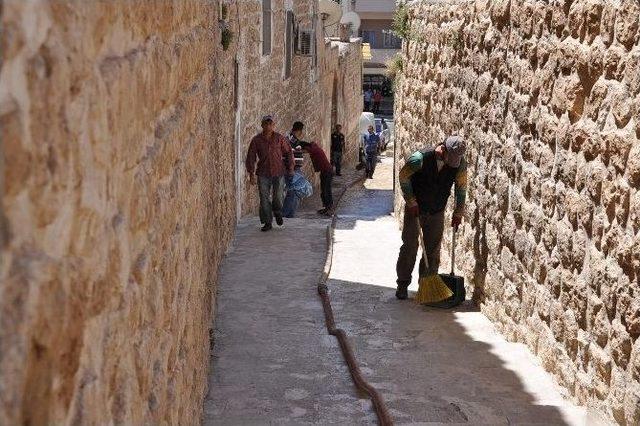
[296,28,314,56]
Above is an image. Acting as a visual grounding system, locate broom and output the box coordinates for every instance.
[414,221,453,304]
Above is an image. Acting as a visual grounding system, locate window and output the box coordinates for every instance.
[361,30,376,46]
[262,0,272,56]
[383,30,402,49]
[312,21,318,74]
[284,10,293,78]
[234,59,239,110]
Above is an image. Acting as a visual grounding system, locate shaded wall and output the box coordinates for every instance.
[394,0,639,423]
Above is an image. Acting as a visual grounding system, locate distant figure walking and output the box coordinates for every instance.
[373,89,383,114]
[363,125,379,179]
[246,115,294,232]
[331,124,345,176]
[363,88,373,112]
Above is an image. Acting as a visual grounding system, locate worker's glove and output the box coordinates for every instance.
[405,200,419,218]
[451,214,462,229]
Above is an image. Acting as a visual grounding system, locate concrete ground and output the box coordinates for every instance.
[203,135,609,424]
[328,156,608,425]
[202,170,374,425]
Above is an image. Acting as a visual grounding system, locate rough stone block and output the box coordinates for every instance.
[585,79,609,121]
[623,382,640,425]
[627,142,640,187]
[604,131,633,174]
[624,48,640,94]
[396,1,640,422]
[630,339,640,381]
[563,309,580,360]
[609,366,630,423]
[615,0,640,50]
[590,344,613,398]
[610,320,633,369]
[626,298,640,338]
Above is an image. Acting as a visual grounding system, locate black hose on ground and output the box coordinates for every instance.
[317,175,394,426]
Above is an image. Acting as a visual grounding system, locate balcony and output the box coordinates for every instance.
[355,0,395,14]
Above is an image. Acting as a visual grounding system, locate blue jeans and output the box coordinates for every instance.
[258,176,285,224]
[365,151,377,177]
[331,151,343,175]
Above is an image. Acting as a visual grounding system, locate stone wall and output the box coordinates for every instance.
[394,0,639,423]
[0,0,362,424]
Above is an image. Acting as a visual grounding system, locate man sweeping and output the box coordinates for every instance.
[395,136,467,300]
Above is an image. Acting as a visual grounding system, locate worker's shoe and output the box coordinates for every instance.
[275,214,283,226]
[395,281,409,300]
[261,223,273,232]
[317,208,328,214]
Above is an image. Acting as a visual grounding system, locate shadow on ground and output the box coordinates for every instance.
[326,277,590,425]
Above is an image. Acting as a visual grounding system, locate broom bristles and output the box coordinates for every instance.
[414,274,454,304]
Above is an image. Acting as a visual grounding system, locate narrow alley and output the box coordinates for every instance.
[203,142,608,425]
[2,1,638,424]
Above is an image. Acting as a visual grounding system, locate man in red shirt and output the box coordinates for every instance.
[246,115,294,231]
[373,89,383,113]
[301,141,334,215]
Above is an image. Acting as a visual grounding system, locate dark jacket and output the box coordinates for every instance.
[411,148,459,214]
[331,132,345,153]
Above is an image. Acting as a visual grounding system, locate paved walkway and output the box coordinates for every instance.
[203,149,609,424]
[202,170,373,425]
[328,157,608,425]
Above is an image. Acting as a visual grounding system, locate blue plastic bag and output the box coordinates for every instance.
[283,171,313,218]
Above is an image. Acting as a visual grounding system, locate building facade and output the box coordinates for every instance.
[355,0,400,83]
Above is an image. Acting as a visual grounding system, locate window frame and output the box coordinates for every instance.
[284,10,294,79]
[361,30,376,47]
[262,0,272,56]
[382,30,401,49]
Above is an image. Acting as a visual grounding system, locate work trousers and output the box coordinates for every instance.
[320,172,333,209]
[258,175,285,225]
[396,209,445,284]
[365,152,377,177]
[331,151,343,175]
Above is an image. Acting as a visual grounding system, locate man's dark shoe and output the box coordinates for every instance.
[261,223,273,232]
[275,215,283,226]
[395,282,409,300]
[317,208,328,214]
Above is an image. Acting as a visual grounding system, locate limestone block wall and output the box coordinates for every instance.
[394,0,639,423]
[0,1,362,424]
[0,1,234,424]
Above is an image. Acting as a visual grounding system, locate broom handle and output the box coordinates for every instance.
[451,225,456,275]
[416,220,430,271]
